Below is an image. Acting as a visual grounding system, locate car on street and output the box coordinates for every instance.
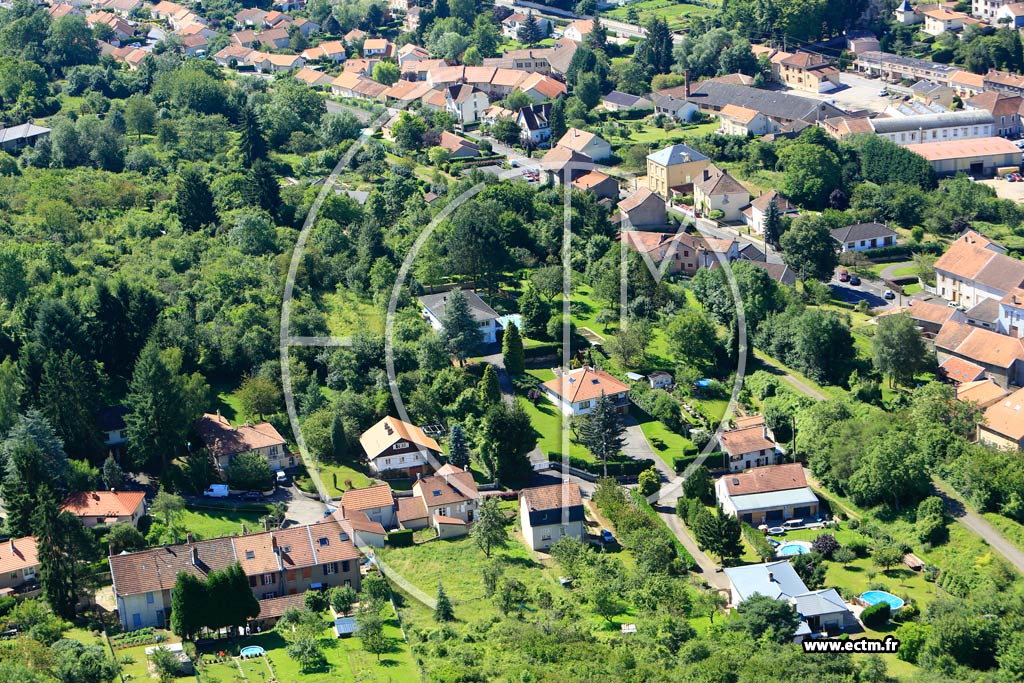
[849,274,861,286]
[883,289,895,300]
[600,529,615,544]
[877,89,889,97]
[838,269,850,282]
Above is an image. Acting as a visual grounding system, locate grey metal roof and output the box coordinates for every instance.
[857,51,960,76]
[646,144,707,166]
[419,290,500,324]
[965,297,1001,324]
[687,81,846,123]
[604,90,647,107]
[869,109,994,134]
[0,123,50,144]
[794,589,850,618]
[728,486,820,513]
[724,561,807,602]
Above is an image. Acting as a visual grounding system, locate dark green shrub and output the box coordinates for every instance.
[861,602,891,629]
[388,529,414,547]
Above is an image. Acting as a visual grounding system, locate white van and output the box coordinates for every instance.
[203,484,229,498]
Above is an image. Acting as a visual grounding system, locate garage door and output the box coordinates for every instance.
[793,506,811,518]
[742,514,752,525]
[766,509,784,522]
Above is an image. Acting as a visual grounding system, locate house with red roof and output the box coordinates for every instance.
[195,412,292,474]
[715,463,820,526]
[62,490,147,528]
[0,537,39,594]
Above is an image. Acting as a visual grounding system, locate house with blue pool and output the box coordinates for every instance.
[724,561,857,640]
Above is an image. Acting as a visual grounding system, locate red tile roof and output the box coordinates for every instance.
[542,366,629,404]
[0,537,38,574]
[62,491,145,519]
[722,463,807,495]
[341,484,394,513]
[719,425,774,455]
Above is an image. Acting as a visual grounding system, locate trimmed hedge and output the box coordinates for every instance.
[523,342,560,359]
[863,242,944,260]
[387,529,414,547]
[861,601,891,629]
[742,523,775,562]
[568,457,655,476]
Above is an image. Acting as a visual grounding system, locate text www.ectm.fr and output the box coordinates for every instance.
[803,636,900,654]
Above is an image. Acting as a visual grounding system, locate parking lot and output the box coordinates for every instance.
[799,72,893,114]
[979,177,1024,203]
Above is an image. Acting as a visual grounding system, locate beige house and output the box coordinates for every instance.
[923,8,975,35]
[694,166,749,222]
[401,464,480,537]
[777,52,840,93]
[62,491,147,528]
[571,170,619,201]
[556,128,612,162]
[718,104,775,136]
[359,416,440,477]
[444,84,489,126]
[620,231,709,276]
[934,231,1024,309]
[0,537,39,594]
[196,412,292,474]
[519,483,585,551]
[716,463,820,526]
[541,366,630,416]
[645,144,711,198]
[615,187,667,229]
[340,484,396,530]
[978,387,1024,450]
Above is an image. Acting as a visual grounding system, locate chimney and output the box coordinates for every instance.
[768,572,775,583]
[191,546,199,566]
[265,517,272,532]
[186,531,194,544]
[109,542,115,557]
[216,409,221,420]
[271,534,278,551]
[683,69,690,98]
[241,523,248,535]
[8,539,14,553]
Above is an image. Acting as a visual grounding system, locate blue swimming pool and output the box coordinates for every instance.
[777,543,810,556]
[240,646,265,658]
[860,591,905,611]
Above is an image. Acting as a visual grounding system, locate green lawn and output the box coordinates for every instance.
[316,461,373,497]
[517,392,593,463]
[179,506,269,540]
[604,0,717,30]
[630,405,694,470]
[322,288,385,338]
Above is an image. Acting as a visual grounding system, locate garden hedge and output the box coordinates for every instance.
[387,529,414,547]
[861,602,891,629]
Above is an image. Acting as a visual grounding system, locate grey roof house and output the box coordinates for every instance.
[723,561,857,640]
[419,290,502,345]
[0,123,50,152]
[603,90,653,111]
[685,81,846,125]
[830,222,898,252]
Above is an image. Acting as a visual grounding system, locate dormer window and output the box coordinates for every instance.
[245,550,255,560]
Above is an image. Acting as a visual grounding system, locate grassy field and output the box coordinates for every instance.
[519,368,594,462]
[604,0,718,31]
[316,461,373,496]
[322,288,385,338]
[179,506,268,540]
[631,405,694,469]
[982,512,1024,552]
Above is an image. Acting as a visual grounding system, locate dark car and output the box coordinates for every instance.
[600,529,615,544]
[240,491,262,501]
[849,274,861,286]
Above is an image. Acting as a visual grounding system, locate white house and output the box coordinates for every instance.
[540,366,630,417]
[517,102,551,146]
[519,483,585,551]
[934,230,1024,309]
[718,425,780,473]
[716,463,820,526]
[358,416,440,477]
[501,12,551,39]
[419,290,502,345]
[868,109,995,146]
[829,223,898,252]
[742,190,798,236]
[694,165,749,222]
[444,84,489,126]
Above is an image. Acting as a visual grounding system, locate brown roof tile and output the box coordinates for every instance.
[719,425,775,455]
[722,463,807,495]
[520,483,582,512]
[397,496,428,522]
[341,484,395,513]
[359,416,440,460]
[62,491,145,518]
[542,366,629,404]
[956,378,1010,407]
[982,387,1024,441]
[0,537,38,574]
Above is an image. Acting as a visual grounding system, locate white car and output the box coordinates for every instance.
[877,89,889,97]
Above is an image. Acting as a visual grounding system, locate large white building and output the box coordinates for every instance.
[934,231,1024,311]
[868,109,995,146]
[716,463,820,526]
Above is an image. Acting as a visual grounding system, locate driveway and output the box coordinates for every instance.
[622,414,674,480]
[655,491,731,591]
[932,478,1024,575]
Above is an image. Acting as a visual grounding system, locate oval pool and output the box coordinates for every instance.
[777,543,810,557]
[860,591,905,611]
[240,646,265,658]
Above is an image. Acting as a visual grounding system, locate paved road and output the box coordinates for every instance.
[932,478,1024,575]
[878,261,916,282]
[656,498,731,590]
[325,99,372,123]
[621,414,674,480]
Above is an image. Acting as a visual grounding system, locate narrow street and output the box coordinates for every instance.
[932,478,1024,575]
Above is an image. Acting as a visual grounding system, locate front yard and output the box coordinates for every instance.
[179,506,271,540]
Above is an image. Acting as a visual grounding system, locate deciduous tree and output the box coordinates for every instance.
[471,496,508,558]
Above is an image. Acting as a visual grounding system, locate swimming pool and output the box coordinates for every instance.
[860,591,905,611]
[777,542,810,557]
[240,646,265,658]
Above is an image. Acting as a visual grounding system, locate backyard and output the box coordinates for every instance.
[604,0,718,30]
[179,506,272,540]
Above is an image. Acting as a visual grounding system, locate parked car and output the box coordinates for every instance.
[1007,173,1016,182]
[877,89,889,97]
[838,269,850,282]
[275,470,290,485]
[600,529,615,544]
[783,519,804,530]
[883,289,896,300]
[203,485,229,498]
[1015,173,1023,182]
[240,491,262,501]
[849,274,861,286]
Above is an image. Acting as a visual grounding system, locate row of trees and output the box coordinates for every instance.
[170,563,259,640]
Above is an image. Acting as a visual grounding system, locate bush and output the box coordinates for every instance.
[811,534,839,559]
[832,547,856,564]
[741,523,774,562]
[893,601,919,622]
[863,242,943,259]
[304,590,328,613]
[844,537,869,558]
[860,602,891,629]
[388,528,414,547]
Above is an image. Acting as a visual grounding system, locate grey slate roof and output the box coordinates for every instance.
[869,109,994,135]
[965,297,1001,324]
[419,290,499,324]
[686,81,845,123]
[517,102,551,132]
[724,561,807,602]
[646,143,707,166]
[0,122,50,145]
[794,589,849,617]
[604,90,648,108]
[830,222,897,244]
